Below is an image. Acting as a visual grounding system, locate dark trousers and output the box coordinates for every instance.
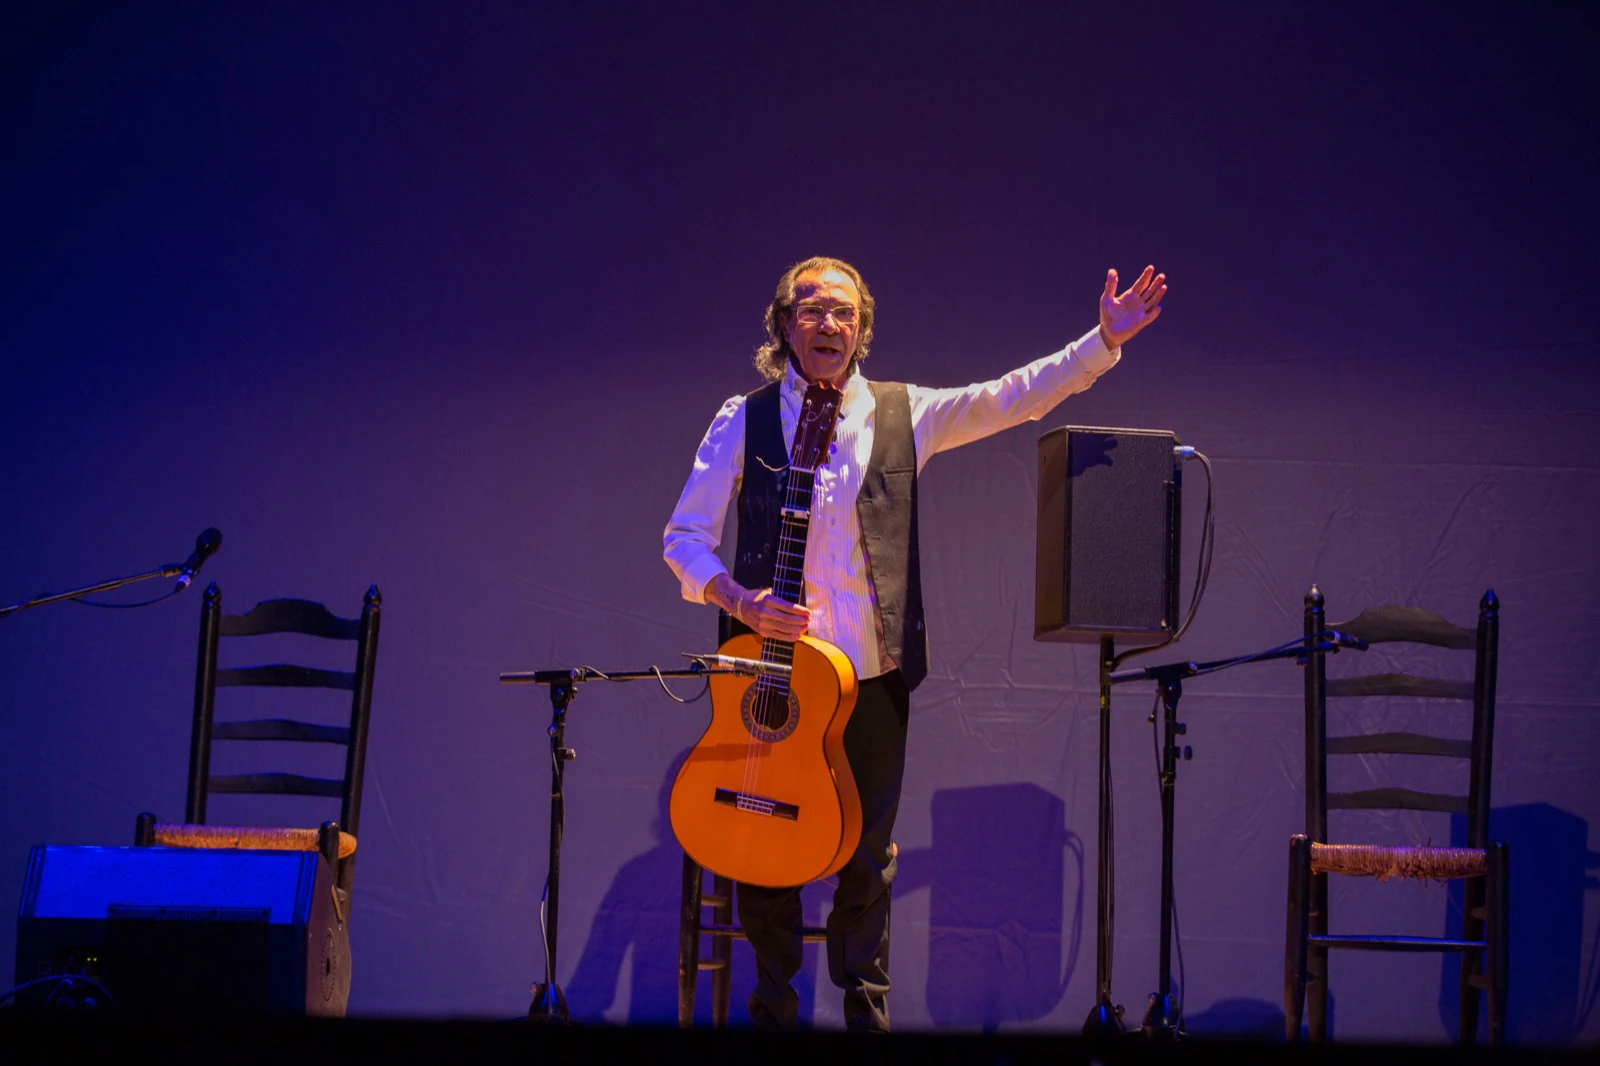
[736,671,910,1032]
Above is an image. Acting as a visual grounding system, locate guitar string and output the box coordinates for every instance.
[750,465,809,801]
[745,394,831,807]
[739,409,806,800]
[756,510,805,797]
[744,460,804,803]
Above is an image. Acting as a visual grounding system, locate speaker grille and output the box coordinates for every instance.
[1035,426,1180,645]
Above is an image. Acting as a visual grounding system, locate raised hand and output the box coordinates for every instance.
[1099,265,1167,349]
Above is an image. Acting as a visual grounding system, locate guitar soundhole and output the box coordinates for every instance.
[741,683,800,742]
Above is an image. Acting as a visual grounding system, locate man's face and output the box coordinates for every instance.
[784,269,861,387]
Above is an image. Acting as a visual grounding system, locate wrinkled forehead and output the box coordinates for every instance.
[791,269,860,306]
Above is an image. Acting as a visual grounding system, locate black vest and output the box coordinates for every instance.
[724,379,928,691]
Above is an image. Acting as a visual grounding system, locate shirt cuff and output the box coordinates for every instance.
[1076,326,1121,375]
[681,555,729,605]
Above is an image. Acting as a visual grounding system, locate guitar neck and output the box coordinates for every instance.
[761,464,817,667]
[755,379,841,670]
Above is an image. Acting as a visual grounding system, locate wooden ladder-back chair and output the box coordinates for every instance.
[136,582,382,910]
[1285,585,1506,1043]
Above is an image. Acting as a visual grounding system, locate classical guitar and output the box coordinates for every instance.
[670,382,862,888]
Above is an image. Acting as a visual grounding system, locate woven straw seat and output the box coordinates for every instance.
[152,822,357,860]
[1309,842,1488,882]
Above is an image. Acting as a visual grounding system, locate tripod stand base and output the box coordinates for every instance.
[1140,991,1181,1038]
[527,982,569,1024]
[1083,999,1126,1036]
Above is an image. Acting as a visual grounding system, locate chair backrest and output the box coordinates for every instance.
[1302,586,1499,849]
[187,582,381,888]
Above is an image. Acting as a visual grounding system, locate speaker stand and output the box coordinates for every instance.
[1083,636,1126,1036]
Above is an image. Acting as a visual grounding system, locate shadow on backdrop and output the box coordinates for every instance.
[896,783,1085,1031]
[1184,997,1287,1041]
[1438,803,1598,1045]
[563,748,824,1026]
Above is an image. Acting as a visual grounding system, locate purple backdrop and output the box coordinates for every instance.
[3,1,1596,1043]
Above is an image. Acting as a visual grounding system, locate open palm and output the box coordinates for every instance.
[1099,265,1167,348]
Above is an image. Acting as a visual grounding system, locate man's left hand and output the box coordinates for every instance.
[1098,265,1167,349]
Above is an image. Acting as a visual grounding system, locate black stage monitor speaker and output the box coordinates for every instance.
[1035,425,1181,645]
[15,845,349,1015]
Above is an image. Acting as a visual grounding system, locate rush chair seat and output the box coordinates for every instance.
[1285,586,1505,1043]
[135,582,382,911]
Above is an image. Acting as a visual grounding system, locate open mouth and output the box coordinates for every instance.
[814,344,842,356]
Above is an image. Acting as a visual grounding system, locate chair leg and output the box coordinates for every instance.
[712,874,734,1029]
[1285,835,1311,1042]
[1487,842,1510,1046]
[1307,868,1330,1041]
[679,852,703,1028]
[134,812,156,846]
[1458,869,1487,1044]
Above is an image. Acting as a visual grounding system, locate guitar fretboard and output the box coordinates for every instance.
[758,463,819,680]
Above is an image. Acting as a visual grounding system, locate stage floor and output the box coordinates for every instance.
[1,1016,1594,1065]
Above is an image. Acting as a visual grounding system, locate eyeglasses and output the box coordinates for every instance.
[793,303,858,326]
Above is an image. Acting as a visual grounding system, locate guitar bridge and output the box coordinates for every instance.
[713,787,799,821]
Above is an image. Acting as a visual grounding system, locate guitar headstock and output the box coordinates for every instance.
[792,382,843,472]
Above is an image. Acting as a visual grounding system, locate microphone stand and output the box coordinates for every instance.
[1106,634,1352,1039]
[498,661,740,1023]
[0,562,192,619]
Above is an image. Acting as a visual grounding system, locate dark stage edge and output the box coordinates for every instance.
[0,1018,1593,1065]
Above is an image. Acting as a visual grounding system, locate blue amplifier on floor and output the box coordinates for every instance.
[14,845,348,1015]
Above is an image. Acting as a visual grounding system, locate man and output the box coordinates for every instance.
[663,256,1165,1031]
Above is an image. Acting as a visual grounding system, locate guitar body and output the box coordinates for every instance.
[670,632,861,888]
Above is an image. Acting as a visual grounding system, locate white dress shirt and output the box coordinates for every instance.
[664,327,1120,680]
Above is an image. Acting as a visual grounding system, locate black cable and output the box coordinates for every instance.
[572,665,711,704]
[1113,449,1216,671]
[651,666,711,704]
[71,588,185,609]
[1178,451,1217,642]
[538,876,554,992]
[0,973,117,1010]
[1173,881,1186,1022]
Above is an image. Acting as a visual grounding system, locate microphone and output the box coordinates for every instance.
[175,528,223,591]
[687,653,792,678]
[1326,630,1369,651]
